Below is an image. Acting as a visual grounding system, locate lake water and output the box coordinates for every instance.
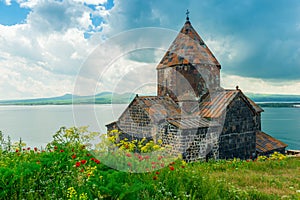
[0,105,299,150]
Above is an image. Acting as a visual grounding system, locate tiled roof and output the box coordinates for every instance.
[167,116,210,129]
[194,90,263,118]
[195,90,239,118]
[256,131,288,153]
[135,95,181,122]
[246,97,264,113]
[157,20,220,69]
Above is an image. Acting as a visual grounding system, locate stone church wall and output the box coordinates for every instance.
[157,64,208,102]
[219,94,258,159]
[161,123,214,162]
[114,101,155,140]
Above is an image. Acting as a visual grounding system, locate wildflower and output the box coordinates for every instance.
[27,147,30,150]
[86,153,91,157]
[94,159,100,164]
[75,162,81,167]
[34,147,38,152]
[158,155,163,160]
[160,163,165,167]
[138,155,144,161]
[155,171,160,175]
[15,149,19,153]
[71,154,76,159]
[60,149,64,153]
[81,160,87,164]
[79,192,88,200]
[181,165,185,169]
[54,146,58,150]
[153,176,158,180]
[126,153,131,157]
[67,187,77,199]
[144,155,150,160]
[169,166,175,171]
[127,162,132,167]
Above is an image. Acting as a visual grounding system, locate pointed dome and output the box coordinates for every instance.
[157,20,221,69]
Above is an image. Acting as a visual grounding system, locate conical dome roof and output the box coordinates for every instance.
[157,20,221,69]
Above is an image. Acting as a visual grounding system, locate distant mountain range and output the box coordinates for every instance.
[0,92,136,105]
[0,92,300,107]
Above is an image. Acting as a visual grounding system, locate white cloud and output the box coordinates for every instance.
[0,0,110,100]
[73,0,108,4]
[4,0,11,5]
[1,0,300,100]
[221,73,300,95]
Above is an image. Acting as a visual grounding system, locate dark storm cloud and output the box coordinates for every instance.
[107,0,300,80]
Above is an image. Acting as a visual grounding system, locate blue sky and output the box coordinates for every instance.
[0,0,300,99]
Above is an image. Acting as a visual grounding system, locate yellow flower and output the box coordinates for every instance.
[67,187,77,199]
[79,193,88,200]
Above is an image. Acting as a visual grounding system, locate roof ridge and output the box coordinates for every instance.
[157,20,220,69]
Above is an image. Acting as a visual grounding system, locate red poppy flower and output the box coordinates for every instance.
[144,155,150,160]
[54,146,58,150]
[91,157,95,161]
[169,166,175,171]
[86,153,91,157]
[126,153,131,157]
[27,147,30,150]
[34,147,38,152]
[160,163,165,167]
[81,160,87,164]
[60,149,64,153]
[155,171,160,175]
[181,165,185,169]
[75,162,81,167]
[127,162,132,167]
[15,149,19,153]
[138,155,143,161]
[71,154,76,159]
[153,176,158,180]
[94,159,100,164]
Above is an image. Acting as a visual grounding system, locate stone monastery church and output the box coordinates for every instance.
[107,13,287,162]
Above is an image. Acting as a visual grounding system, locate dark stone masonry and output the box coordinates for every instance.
[106,15,287,162]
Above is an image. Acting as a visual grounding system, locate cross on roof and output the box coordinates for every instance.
[186,9,190,21]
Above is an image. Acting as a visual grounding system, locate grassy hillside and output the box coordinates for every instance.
[0,127,299,199]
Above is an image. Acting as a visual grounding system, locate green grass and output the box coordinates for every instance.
[0,127,299,200]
